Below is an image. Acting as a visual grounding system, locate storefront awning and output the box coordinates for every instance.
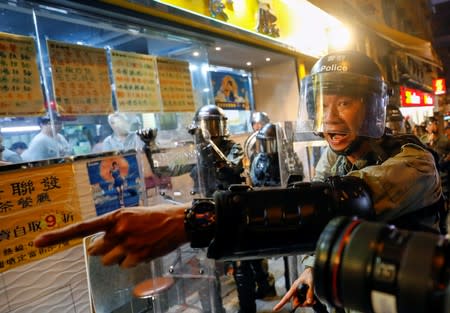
[367,20,443,69]
[308,0,443,69]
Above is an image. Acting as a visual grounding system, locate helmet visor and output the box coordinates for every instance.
[255,137,277,154]
[297,72,388,138]
[199,119,227,138]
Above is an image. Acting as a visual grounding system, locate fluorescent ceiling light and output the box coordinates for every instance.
[1,126,40,133]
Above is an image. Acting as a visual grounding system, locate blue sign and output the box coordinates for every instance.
[87,154,141,216]
[210,70,252,110]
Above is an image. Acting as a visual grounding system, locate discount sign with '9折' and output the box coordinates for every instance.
[0,163,82,273]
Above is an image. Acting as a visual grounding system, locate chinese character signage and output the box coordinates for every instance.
[111,50,161,112]
[157,57,195,112]
[0,164,81,273]
[87,154,141,216]
[0,32,44,116]
[433,78,446,95]
[400,86,434,107]
[211,70,252,110]
[47,40,113,115]
[154,0,336,58]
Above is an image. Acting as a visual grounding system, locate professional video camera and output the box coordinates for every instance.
[185,185,450,313]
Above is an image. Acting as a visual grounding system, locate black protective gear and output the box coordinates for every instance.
[250,152,280,186]
[190,139,244,197]
[204,175,373,260]
[232,259,275,313]
[233,261,257,313]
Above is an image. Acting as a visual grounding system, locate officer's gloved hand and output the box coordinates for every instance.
[216,164,235,180]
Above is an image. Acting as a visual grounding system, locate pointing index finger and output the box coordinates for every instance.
[34,215,115,247]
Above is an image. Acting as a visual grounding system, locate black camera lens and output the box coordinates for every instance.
[314,216,450,313]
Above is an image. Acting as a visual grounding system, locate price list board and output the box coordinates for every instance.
[0,32,44,116]
[157,57,195,112]
[47,40,113,115]
[0,164,82,273]
[111,50,161,112]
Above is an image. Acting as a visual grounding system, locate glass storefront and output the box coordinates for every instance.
[0,1,299,164]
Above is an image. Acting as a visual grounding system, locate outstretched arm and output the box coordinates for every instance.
[34,202,190,268]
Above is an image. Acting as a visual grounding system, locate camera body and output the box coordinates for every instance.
[186,183,449,313]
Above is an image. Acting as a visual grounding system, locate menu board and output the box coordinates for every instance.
[157,57,195,112]
[0,163,82,273]
[0,32,44,116]
[111,50,161,112]
[47,40,113,115]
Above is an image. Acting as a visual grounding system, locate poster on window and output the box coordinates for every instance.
[47,40,113,115]
[86,153,142,216]
[0,163,81,273]
[157,57,195,112]
[0,32,44,116]
[210,71,251,110]
[111,50,161,112]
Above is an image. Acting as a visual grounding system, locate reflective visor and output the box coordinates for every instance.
[199,119,227,138]
[297,72,388,138]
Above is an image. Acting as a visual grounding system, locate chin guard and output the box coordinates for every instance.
[201,176,373,260]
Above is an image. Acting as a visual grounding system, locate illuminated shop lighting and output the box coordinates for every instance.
[192,51,200,57]
[246,61,252,66]
[38,5,68,14]
[127,28,140,35]
[265,57,271,62]
[215,46,222,51]
[327,25,352,50]
[1,126,40,133]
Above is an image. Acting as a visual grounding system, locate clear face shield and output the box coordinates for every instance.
[276,121,304,186]
[250,122,303,187]
[198,118,228,138]
[297,72,388,142]
[255,133,277,154]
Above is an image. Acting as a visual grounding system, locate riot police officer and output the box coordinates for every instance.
[236,122,280,313]
[189,104,244,197]
[244,111,270,162]
[189,104,244,313]
[274,50,443,312]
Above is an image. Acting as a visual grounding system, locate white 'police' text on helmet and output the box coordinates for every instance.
[297,51,388,138]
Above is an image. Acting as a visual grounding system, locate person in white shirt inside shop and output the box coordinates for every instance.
[102,112,144,152]
[21,112,72,162]
[0,133,22,165]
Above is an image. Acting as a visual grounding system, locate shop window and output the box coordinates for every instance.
[0,1,213,164]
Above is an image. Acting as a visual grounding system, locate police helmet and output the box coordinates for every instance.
[385,104,404,122]
[193,104,228,138]
[251,112,270,130]
[297,50,388,138]
[255,123,277,154]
